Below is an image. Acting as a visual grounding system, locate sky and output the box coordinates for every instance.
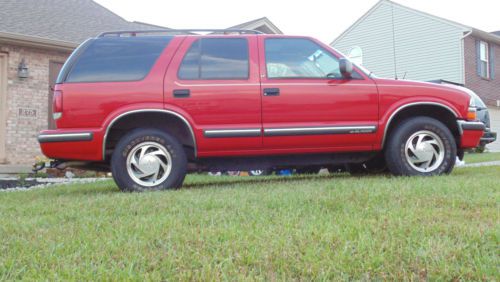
[95,0,500,43]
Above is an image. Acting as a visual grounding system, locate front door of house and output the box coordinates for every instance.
[48,61,63,129]
[0,53,7,163]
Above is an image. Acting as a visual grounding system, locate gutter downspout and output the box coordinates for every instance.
[460,29,473,86]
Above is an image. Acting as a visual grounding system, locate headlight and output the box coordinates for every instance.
[469,97,476,108]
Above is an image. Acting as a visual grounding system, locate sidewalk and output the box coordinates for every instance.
[462,160,500,168]
[486,107,500,152]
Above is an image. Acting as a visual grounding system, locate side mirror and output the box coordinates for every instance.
[339,58,353,79]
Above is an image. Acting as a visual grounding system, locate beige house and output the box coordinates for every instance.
[0,0,281,172]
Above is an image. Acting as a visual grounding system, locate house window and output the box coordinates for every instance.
[479,41,489,79]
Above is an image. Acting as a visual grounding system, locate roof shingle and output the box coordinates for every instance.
[0,0,161,43]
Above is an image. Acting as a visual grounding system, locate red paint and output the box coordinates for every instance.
[460,129,484,148]
[39,34,482,162]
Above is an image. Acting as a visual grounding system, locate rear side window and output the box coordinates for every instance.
[178,38,249,80]
[65,36,172,83]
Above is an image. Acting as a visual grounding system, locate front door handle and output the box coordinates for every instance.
[173,89,190,98]
[263,88,280,96]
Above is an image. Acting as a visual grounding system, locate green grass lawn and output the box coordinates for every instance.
[464,152,500,164]
[1,166,499,280]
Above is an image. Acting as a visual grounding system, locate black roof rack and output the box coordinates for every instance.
[98,29,263,37]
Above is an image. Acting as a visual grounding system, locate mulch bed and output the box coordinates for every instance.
[0,179,41,190]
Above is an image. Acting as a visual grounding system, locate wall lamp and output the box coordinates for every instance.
[17,58,29,79]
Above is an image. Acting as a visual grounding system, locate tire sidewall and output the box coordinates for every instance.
[111,129,187,192]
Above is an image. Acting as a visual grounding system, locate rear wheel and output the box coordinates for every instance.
[385,117,456,176]
[111,128,187,192]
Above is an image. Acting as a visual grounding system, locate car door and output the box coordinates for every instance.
[258,36,379,151]
[164,36,262,156]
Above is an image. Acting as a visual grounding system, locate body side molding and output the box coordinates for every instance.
[204,128,261,138]
[38,132,93,143]
[264,125,377,136]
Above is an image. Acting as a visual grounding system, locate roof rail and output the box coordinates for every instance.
[98,29,263,37]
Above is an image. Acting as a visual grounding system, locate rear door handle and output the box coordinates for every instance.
[263,88,280,96]
[173,89,190,98]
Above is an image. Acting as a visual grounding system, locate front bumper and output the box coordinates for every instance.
[457,120,485,148]
[38,129,104,161]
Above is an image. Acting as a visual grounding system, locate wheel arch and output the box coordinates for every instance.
[382,102,460,148]
[102,109,197,160]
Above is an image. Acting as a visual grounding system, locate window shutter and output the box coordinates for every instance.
[475,40,481,76]
[489,44,495,79]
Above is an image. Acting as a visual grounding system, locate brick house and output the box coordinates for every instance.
[0,0,281,170]
[331,0,499,107]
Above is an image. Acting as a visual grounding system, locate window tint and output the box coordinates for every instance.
[265,38,361,79]
[66,36,172,83]
[178,38,249,80]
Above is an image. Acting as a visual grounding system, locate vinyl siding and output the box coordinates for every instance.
[332,1,468,84]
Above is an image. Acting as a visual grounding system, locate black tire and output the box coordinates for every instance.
[111,128,187,192]
[385,117,456,176]
[295,166,321,174]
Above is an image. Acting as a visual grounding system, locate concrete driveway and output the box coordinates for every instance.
[486,107,500,152]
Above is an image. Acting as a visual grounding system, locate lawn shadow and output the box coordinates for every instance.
[52,180,120,196]
[52,172,393,195]
[182,173,355,190]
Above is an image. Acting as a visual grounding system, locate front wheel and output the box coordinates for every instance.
[384,117,456,176]
[111,128,187,192]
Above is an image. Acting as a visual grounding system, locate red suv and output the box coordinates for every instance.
[38,29,485,191]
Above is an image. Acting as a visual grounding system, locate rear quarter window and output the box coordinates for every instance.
[65,36,172,83]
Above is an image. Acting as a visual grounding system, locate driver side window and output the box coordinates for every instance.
[265,38,359,79]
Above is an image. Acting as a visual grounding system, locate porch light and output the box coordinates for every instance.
[17,58,29,79]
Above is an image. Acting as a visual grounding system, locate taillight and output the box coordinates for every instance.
[52,90,63,120]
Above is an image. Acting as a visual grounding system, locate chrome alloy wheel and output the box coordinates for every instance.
[404,130,445,173]
[126,142,172,186]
